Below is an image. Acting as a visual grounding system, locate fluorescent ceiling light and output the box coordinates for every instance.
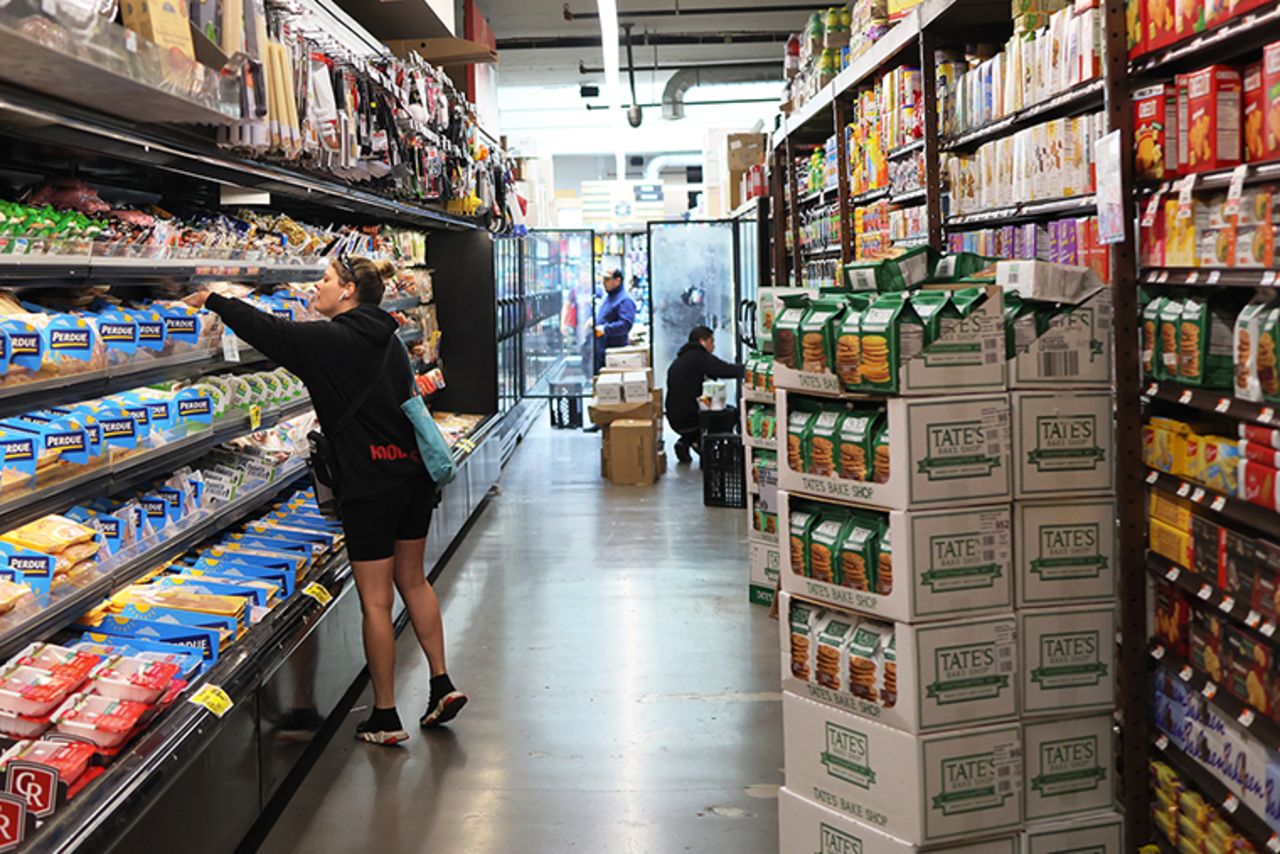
[596,0,626,181]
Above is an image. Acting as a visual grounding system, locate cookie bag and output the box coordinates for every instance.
[1157,294,1184,382]
[847,620,889,704]
[1141,294,1167,380]
[788,600,823,682]
[787,408,819,473]
[1260,305,1280,403]
[834,293,875,389]
[807,411,843,478]
[809,512,852,584]
[835,517,880,592]
[1178,292,1241,388]
[798,296,848,374]
[773,295,811,370]
[836,410,878,481]
[788,508,820,579]
[814,614,859,693]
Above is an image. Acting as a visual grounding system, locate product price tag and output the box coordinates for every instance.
[1156,734,1169,751]
[1215,397,1232,413]
[1151,645,1166,660]
[1146,470,1159,485]
[301,582,332,606]
[1191,487,1206,503]
[1179,389,1194,404]
[249,405,262,431]
[1264,271,1278,286]
[1179,665,1194,681]
[1165,566,1180,581]
[1268,834,1280,853]
[1247,610,1263,628]
[1224,794,1239,814]
[1203,681,1217,699]
[221,331,241,363]
[1220,596,1235,613]
[1156,270,1170,284]
[1225,164,1250,218]
[1142,193,1163,228]
[1211,495,1227,512]
[1176,482,1191,498]
[188,684,233,718]
[1177,174,1197,220]
[1263,407,1277,423]
[1208,270,1221,284]
[1146,382,1159,396]
[1185,271,1199,284]
[1197,584,1213,601]
[1264,621,1277,638]
[1240,708,1257,727]
[124,29,137,53]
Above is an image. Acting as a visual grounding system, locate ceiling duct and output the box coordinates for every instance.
[661,64,780,120]
[644,153,703,182]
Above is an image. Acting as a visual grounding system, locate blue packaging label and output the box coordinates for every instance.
[135,315,167,351]
[43,428,89,464]
[0,321,43,372]
[96,312,138,354]
[46,317,95,361]
[0,434,37,475]
[174,389,214,425]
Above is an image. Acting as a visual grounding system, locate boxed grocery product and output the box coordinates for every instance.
[780,492,1012,621]
[1022,811,1123,853]
[778,391,1012,510]
[1150,517,1192,566]
[1266,42,1280,162]
[604,345,649,368]
[1011,391,1116,498]
[603,419,658,486]
[1022,713,1114,821]
[1007,287,1112,388]
[594,372,623,405]
[1015,498,1117,606]
[1163,198,1203,267]
[777,787,1019,854]
[1146,0,1177,52]
[1153,579,1191,658]
[620,371,650,404]
[1185,64,1242,173]
[1241,457,1280,511]
[1019,604,1116,717]
[779,593,1017,734]
[1135,84,1180,179]
[748,541,779,606]
[1245,61,1265,162]
[782,691,1023,846]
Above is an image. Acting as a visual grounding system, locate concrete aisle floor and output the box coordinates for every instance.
[257,418,783,853]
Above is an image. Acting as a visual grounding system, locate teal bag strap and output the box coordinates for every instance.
[396,340,458,486]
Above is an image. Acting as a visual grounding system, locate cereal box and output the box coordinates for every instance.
[1175,0,1205,40]
[1245,61,1265,162]
[1177,73,1190,174]
[1185,64,1242,173]
[1266,42,1280,162]
[1148,0,1178,51]
[1135,84,1179,180]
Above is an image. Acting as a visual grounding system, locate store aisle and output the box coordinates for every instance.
[258,418,783,853]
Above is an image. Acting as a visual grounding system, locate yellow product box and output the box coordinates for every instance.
[1183,431,1208,483]
[1164,197,1206,267]
[1143,422,1194,476]
[1149,517,1192,567]
[1149,490,1193,530]
[1201,435,1240,493]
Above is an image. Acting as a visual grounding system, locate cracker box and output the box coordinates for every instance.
[620,370,650,403]
[1185,64,1242,174]
[1146,0,1177,52]
[1022,714,1115,821]
[1266,42,1280,162]
[782,691,1023,846]
[1244,61,1265,162]
[1011,391,1116,499]
[1135,83,1179,180]
[595,372,623,405]
[778,787,1020,854]
[1020,604,1116,717]
[780,593,1018,734]
[779,492,1012,622]
[778,391,1012,510]
[1015,498,1118,607]
[1022,811,1124,853]
[749,540,779,606]
[1008,288,1113,389]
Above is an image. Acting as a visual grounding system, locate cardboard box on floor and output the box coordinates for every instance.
[604,419,658,486]
[589,388,664,428]
[1022,811,1123,853]
[782,691,1023,846]
[778,787,1019,854]
[605,345,650,369]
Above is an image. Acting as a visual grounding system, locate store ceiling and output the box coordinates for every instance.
[475,0,817,88]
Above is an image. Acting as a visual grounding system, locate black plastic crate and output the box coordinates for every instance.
[702,432,746,508]
[549,380,584,429]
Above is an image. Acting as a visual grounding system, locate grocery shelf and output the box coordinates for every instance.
[1140,267,1280,288]
[0,84,477,233]
[743,434,776,451]
[796,187,837,207]
[0,254,328,285]
[1131,4,1280,77]
[1145,469,1280,541]
[887,139,925,160]
[1150,734,1277,851]
[381,294,425,312]
[850,187,890,206]
[1139,161,1280,196]
[891,187,927,205]
[0,463,308,663]
[1147,551,1280,652]
[800,245,841,259]
[941,79,1106,152]
[1143,379,1279,426]
[1151,644,1280,749]
[0,397,312,533]
[743,389,775,404]
[945,194,1096,228]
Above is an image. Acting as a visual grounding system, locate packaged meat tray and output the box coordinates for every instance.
[0,661,92,718]
[0,738,98,786]
[88,656,183,704]
[50,693,149,748]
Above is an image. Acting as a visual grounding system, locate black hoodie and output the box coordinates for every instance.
[665,341,744,433]
[206,294,432,503]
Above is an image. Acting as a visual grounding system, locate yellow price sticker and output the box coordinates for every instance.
[302,582,333,606]
[188,684,233,718]
[249,405,262,431]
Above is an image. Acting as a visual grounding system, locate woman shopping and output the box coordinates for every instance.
[185,256,466,745]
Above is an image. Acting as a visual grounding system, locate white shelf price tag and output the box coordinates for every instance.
[1247,610,1263,628]
[1151,645,1166,660]
[1180,665,1194,681]
[1264,271,1278,286]
[1269,835,1280,854]
[1177,174,1198,220]
[1215,397,1232,413]
[1241,708,1257,727]
[1147,470,1160,485]
[1263,407,1278,423]
[1191,487,1206,503]
[1264,621,1277,637]
[1185,271,1200,284]
[1197,584,1213,601]
[1220,596,1235,613]
[1179,389,1194,404]
[1157,270,1170,284]
[1225,163,1250,217]
[1211,495,1227,512]
[1156,734,1169,751]
[221,331,241,363]
[1203,681,1217,699]
[1165,566,1180,581]
[1142,193,1163,227]
[1146,382,1159,396]
[1208,270,1221,284]
[1176,482,1191,497]
[1224,794,1239,814]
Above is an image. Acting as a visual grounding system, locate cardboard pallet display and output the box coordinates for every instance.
[780,592,1018,734]
[778,390,1013,511]
[782,691,1024,846]
[749,540,780,606]
[779,492,1014,622]
[778,786,1019,854]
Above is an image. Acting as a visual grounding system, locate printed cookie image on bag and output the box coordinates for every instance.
[773,295,810,369]
[814,614,858,693]
[809,513,852,584]
[799,297,848,374]
[808,411,844,478]
[789,599,822,681]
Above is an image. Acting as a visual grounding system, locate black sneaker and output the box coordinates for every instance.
[674,440,692,464]
[355,708,409,746]
[421,674,467,728]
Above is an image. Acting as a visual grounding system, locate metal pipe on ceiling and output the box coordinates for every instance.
[496,31,788,50]
[585,96,776,109]
[579,57,777,73]
[563,1,826,20]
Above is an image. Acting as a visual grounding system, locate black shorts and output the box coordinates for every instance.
[339,477,438,562]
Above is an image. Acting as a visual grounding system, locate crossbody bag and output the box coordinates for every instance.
[307,341,394,519]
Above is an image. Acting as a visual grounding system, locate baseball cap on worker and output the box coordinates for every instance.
[606,269,623,282]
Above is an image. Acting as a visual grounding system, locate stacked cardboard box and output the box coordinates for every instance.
[591,346,665,486]
[775,260,1122,851]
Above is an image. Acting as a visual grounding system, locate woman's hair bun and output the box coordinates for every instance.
[372,258,397,280]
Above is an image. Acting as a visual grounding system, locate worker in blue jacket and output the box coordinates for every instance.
[594,268,637,373]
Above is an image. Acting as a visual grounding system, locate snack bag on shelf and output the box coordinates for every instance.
[798,297,847,374]
[787,408,818,473]
[813,614,857,692]
[807,411,843,478]
[871,420,890,483]
[847,620,888,703]
[788,600,821,680]
[1234,294,1274,401]
[808,513,851,584]
[773,295,808,369]
[836,410,879,481]
[1178,292,1243,388]
[1142,293,1166,379]
[836,515,881,591]
[789,507,819,578]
